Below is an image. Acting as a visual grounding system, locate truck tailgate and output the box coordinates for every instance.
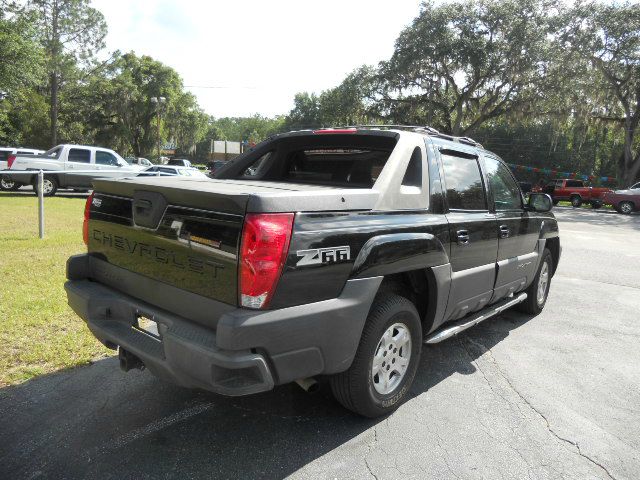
[87,177,259,306]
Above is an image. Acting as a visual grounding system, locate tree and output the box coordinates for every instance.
[0,4,44,96]
[28,0,107,146]
[371,0,556,135]
[559,1,640,186]
[317,66,375,126]
[80,53,209,158]
[0,3,46,144]
[283,92,321,130]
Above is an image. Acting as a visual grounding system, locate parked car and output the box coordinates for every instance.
[0,147,45,190]
[166,158,192,167]
[66,126,560,418]
[533,179,611,208]
[8,144,144,196]
[125,157,153,167]
[137,165,209,178]
[603,183,640,214]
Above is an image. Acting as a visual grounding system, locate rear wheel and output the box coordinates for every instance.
[33,176,58,197]
[330,293,422,418]
[0,175,21,191]
[619,201,634,215]
[516,248,553,315]
[570,195,582,208]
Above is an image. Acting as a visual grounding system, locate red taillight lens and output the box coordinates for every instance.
[239,213,294,309]
[7,155,16,168]
[83,192,94,245]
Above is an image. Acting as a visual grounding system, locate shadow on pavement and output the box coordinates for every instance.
[0,310,532,480]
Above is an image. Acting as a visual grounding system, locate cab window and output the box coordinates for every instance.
[441,153,487,210]
[95,151,119,166]
[484,157,522,210]
[68,148,91,163]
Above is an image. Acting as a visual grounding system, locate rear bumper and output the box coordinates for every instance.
[65,254,381,396]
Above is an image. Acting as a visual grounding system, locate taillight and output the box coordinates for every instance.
[83,192,94,245]
[7,155,16,168]
[239,213,294,309]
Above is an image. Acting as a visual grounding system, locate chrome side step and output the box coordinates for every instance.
[424,293,527,344]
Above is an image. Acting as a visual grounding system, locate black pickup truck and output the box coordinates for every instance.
[65,127,560,417]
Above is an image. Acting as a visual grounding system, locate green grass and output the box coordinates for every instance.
[0,193,111,386]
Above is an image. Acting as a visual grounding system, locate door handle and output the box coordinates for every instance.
[456,229,470,245]
[499,225,510,238]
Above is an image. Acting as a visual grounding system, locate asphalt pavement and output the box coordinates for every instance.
[1,207,639,479]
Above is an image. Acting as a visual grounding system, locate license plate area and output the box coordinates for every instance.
[133,313,161,341]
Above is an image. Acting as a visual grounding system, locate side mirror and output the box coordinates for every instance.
[527,193,553,212]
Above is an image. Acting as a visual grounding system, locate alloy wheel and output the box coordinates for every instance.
[371,322,412,395]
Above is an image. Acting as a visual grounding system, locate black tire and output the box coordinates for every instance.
[591,201,602,209]
[1,175,21,191]
[619,201,634,215]
[570,195,582,208]
[33,175,58,197]
[552,199,559,206]
[516,248,553,315]
[330,293,422,418]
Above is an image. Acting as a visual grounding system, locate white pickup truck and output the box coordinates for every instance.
[1,147,45,190]
[8,144,143,196]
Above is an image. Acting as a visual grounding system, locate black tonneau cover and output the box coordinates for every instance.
[92,177,379,213]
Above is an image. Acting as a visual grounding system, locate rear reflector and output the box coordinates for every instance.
[7,155,16,168]
[313,128,357,134]
[83,192,94,245]
[239,213,294,309]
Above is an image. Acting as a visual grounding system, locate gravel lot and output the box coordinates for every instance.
[1,207,638,480]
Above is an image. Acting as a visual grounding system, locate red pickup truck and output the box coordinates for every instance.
[533,179,611,208]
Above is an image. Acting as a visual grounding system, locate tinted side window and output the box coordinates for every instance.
[485,157,522,210]
[95,151,118,165]
[441,153,486,210]
[68,148,91,163]
[566,180,583,187]
[0,151,9,161]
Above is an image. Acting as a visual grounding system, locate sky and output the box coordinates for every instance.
[90,0,424,118]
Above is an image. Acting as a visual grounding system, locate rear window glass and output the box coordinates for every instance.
[284,149,387,187]
[232,134,397,188]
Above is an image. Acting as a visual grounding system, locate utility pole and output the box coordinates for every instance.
[150,96,166,161]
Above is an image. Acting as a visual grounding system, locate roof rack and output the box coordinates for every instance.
[333,125,483,148]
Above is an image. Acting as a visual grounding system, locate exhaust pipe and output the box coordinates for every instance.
[118,347,145,372]
[295,377,319,393]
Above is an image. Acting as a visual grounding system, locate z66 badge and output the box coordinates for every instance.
[296,246,350,266]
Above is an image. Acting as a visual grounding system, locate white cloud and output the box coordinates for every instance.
[91,0,423,117]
